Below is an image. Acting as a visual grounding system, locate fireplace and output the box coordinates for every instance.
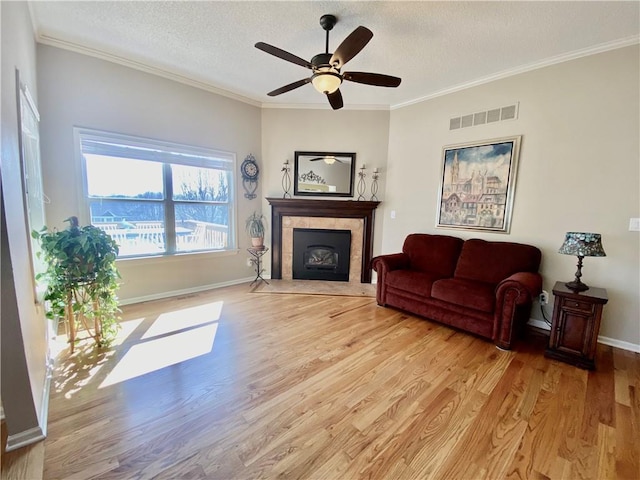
[267,198,380,283]
[293,228,351,281]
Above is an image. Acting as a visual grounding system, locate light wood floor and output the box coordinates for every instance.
[5,284,640,479]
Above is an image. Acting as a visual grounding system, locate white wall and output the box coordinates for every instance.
[260,108,390,273]
[1,1,49,448]
[385,45,640,348]
[37,45,263,302]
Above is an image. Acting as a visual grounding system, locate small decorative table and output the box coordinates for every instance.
[248,246,269,286]
[545,281,608,369]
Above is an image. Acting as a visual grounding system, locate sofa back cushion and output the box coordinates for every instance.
[454,238,541,285]
[402,234,464,277]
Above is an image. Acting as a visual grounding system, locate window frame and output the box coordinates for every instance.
[75,127,238,259]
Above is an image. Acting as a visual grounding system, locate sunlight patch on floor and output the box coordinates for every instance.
[99,322,218,388]
[53,317,145,355]
[54,302,224,390]
[98,301,224,388]
[60,356,114,399]
[111,317,146,346]
[142,301,223,339]
[53,318,146,398]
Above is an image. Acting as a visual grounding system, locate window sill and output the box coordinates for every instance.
[116,249,240,266]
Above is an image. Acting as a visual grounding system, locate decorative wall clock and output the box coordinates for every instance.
[241,154,259,199]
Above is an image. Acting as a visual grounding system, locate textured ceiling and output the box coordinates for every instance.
[29,1,640,110]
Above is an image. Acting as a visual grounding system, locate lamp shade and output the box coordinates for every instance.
[311,72,342,94]
[558,232,606,257]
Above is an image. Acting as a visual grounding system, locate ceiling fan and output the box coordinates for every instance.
[255,14,401,110]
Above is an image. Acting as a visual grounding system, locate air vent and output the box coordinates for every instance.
[473,112,487,125]
[449,103,519,130]
[501,104,517,120]
[487,108,501,123]
[461,114,473,128]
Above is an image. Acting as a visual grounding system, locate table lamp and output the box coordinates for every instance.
[558,232,606,292]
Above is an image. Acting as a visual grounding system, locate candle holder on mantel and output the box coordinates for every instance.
[357,164,367,200]
[281,159,292,198]
[370,168,380,201]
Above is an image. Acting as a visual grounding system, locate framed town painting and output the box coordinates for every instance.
[436,135,522,233]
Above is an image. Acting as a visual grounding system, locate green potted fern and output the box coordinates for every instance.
[32,216,121,351]
[245,211,266,248]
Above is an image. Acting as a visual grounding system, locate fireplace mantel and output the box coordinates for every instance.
[266,198,380,283]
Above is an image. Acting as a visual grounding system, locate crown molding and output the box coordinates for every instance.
[36,34,262,108]
[36,31,638,113]
[261,102,390,111]
[37,33,389,111]
[392,35,640,110]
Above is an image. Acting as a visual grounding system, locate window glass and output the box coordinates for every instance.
[89,200,166,256]
[175,203,229,252]
[78,128,236,258]
[172,164,229,202]
[85,155,164,199]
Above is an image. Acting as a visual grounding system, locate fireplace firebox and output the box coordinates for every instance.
[293,228,351,281]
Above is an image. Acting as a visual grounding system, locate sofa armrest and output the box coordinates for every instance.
[371,253,410,306]
[493,272,543,349]
[372,253,410,273]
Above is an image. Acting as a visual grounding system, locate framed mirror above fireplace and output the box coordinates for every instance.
[294,151,356,197]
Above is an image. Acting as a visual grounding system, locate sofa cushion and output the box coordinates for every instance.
[454,239,542,285]
[431,278,496,313]
[386,270,444,298]
[402,234,464,277]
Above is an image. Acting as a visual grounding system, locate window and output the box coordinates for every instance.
[76,128,236,258]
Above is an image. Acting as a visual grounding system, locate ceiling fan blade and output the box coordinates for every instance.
[327,89,343,110]
[330,26,373,69]
[343,71,402,87]
[255,42,313,69]
[267,78,311,97]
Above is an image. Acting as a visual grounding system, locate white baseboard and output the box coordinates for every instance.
[5,425,45,452]
[39,361,53,438]
[120,276,256,306]
[527,318,640,353]
[2,348,52,452]
[597,336,640,353]
[528,318,551,331]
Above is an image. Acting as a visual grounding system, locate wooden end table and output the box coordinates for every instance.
[545,281,608,369]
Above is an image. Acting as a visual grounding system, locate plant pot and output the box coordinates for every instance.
[48,316,60,341]
[251,236,264,248]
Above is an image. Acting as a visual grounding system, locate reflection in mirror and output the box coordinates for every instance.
[294,151,356,197]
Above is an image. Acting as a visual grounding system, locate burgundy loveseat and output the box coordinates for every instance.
[371,234,542,349]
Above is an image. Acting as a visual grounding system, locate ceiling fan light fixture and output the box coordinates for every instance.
[324,156,336,165]
[312,71,342,94]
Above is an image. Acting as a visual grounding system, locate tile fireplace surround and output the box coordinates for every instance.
[266,198,380,283]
